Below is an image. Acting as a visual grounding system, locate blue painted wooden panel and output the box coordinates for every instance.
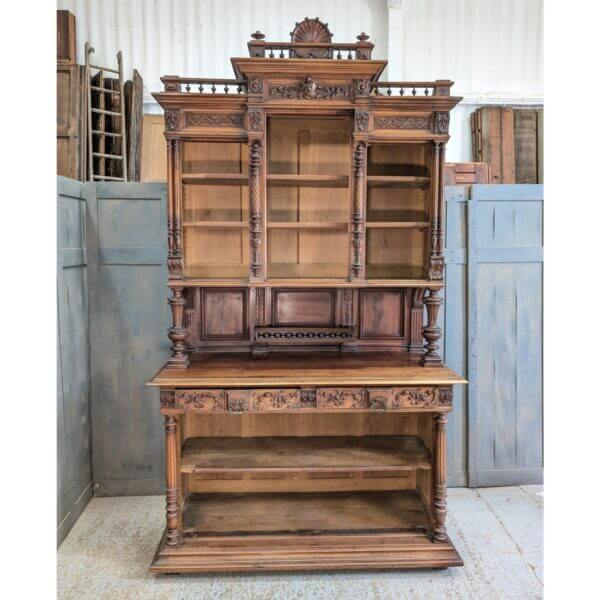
[448,184,544,487]
[87,183,170,496]
[57,177,93,545]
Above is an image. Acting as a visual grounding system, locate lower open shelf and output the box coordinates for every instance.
[182,490,429,537]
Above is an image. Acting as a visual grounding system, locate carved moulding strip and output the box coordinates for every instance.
[269,76,349,99]
[184,113,243,128]
[254,326,355,344]
[373,116,431,130]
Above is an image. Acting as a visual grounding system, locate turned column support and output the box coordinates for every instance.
[166,287,189,369]
[421,288,443,366]
[164,415,182,545]
[351,140,367,280]
[249,138,264,280]
[167,138,183,279]
[432,412,448,542]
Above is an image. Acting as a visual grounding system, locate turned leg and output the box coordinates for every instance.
[166,287,189,369]
[421,288,443,366]
[432,412,448,542]
[165,415,182,545]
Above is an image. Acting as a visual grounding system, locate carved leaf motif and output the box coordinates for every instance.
[270,77,348,99]
[355,111,369,132]
[393,388,437,408]
[160,391,175,408]
[438,388,454,406]
[178,391,225,411]
[435,112,449,134]
[321,390,363,408]
[254,390,300,410]
[165,110,179,130]
[248,110,263,130]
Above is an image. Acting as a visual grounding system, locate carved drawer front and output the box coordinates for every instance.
[365,388,392,412]
[391,387,439,409]
[250,389,301,411]
[176,390,227,411]
[316,388,366,410]
[226,390,251,414]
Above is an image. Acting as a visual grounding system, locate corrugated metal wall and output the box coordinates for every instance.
[57,0,542,161]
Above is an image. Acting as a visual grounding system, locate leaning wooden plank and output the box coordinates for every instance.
[57,10,76,64]
[125,70,144,181]
[514,109,538,183]
[500,107,515,183]
[536,109,543,183]
[141,115,167,181]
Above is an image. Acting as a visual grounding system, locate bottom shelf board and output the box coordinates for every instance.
[180,435,431,475]
[151,528,463,573]
[182,490,429,537]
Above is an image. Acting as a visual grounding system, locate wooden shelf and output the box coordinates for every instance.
[267,222,347,229]
[366,221,430,229]
[183,264,249,279]
[182,490,429,537]
[182,174,248,185]
[181,436,431,476]
[367,176,430,188]
[268,174,349,187]
[183,221,248,228]
[365,265,429,279]
[268,263,348,279]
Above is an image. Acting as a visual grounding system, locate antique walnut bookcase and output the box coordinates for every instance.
[149,19,465,573]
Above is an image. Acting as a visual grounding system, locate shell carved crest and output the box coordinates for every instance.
[290,17,333,58]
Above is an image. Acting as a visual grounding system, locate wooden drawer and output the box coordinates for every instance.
[175,390,226,411]
[316,388,366,409]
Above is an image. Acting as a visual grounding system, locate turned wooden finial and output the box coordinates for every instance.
[251,31,265,40]
[357,32,370,42]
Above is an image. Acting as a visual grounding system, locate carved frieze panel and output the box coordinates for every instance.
[184,113,244,128]
[316,388,366,409]
[251,389,301,411]
[373,116,431,130]
[254,327,355,344]
[269,76,349,99]
[176,390,226,411]
[392,387,438,408]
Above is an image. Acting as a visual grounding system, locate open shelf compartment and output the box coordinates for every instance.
[182,490,429,537]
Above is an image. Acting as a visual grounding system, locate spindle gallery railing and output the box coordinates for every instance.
[370,81,452,97]
[161,77,248,94]
[248,31,373,60]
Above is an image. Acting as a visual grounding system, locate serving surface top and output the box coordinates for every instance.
[149,352,466,387]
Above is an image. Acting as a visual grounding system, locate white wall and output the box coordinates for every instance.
[57,0,542,161]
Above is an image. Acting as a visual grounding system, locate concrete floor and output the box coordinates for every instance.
[58,486,543,600]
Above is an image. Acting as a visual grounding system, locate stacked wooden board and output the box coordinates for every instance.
[471,107,543,184]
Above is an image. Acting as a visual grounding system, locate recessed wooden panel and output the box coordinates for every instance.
[273,289,335,325]
[360,289,406,339]
[201,289,248,340]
